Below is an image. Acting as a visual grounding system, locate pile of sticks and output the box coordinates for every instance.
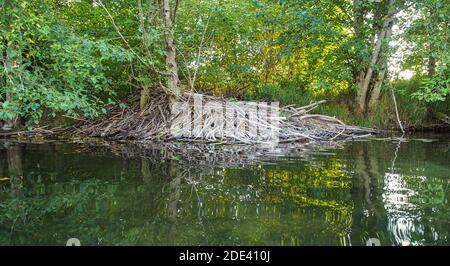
[71,90,376,143]
[72,90,172,140]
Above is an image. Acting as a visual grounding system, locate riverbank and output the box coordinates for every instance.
[247,83,450,132]
[0,91,377,143]
[1,87,448,140]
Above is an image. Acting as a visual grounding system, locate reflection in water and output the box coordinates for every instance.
[0,136,448,245]
[2,142,24,195]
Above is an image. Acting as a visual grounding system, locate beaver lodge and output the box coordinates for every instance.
[69,90,376,144]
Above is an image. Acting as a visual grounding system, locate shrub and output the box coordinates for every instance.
[0,1,131,128]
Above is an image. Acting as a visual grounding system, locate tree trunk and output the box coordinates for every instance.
[428,7,436,78]
[161,0,180,97]
[368,21,393,110]
[356,26,388,113]
[368,62,387,110]
[428,56,436,77]
[355,0,395,114]
[353,0,368,114]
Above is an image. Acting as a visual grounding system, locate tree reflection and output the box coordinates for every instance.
[0,142,24,196]
[0,139,448,245]
[348,138,449,246]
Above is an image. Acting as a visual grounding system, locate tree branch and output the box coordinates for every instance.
[171,0,180,24]
[95,0,166,75]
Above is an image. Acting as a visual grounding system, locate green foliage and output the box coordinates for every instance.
[52,0,168,94]
[250,83,314,106]
[402,0,450,104]
[173,0,354,96]
[412,66,450,104]
[0,0,131,127]
[0,0,448,130]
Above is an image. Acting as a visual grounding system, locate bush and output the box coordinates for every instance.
[0,1,131,128]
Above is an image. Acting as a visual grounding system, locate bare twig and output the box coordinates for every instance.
[391,89,405,134]
[95,0,166,75]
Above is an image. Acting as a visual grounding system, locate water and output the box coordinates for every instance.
[0,134,449,246]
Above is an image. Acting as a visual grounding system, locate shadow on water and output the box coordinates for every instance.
[0,134,448,246]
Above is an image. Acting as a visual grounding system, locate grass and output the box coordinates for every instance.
[246,82,442,131]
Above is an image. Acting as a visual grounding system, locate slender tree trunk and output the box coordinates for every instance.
[355,0,395,114]
[368,21,394,110]
[138,0,158,111]
[353,0,368,113]
[356,26,388,113]
[423,6,436,119]
[161,0,180,97]
[428,56,436,77]
[368,62,387,110]
[427,7,436,78]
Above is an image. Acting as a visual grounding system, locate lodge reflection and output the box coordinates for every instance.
[0,142,24,195]
[135,151,355,245]
[0,139,448,245]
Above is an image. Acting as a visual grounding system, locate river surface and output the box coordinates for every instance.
[0,134,449,246]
